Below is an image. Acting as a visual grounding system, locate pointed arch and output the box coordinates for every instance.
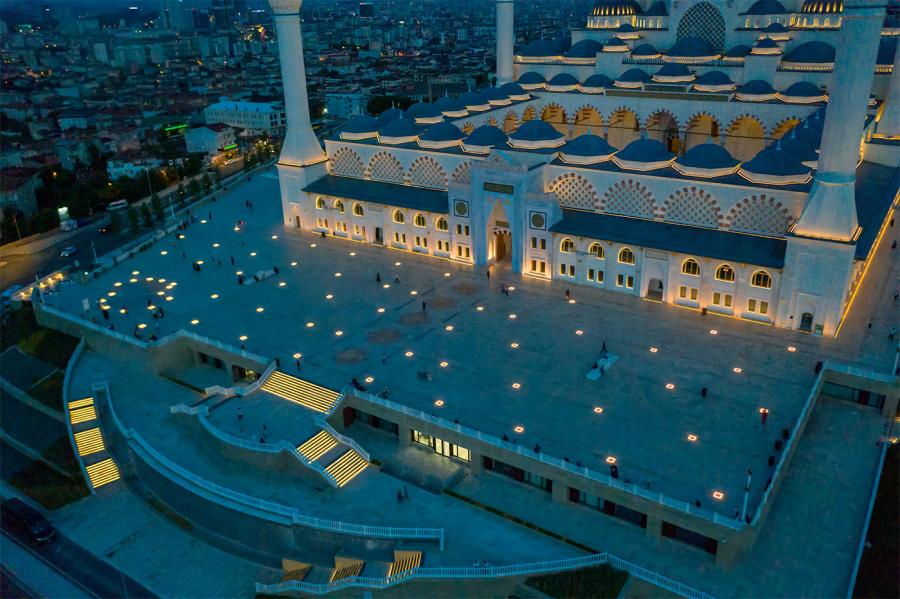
[540,103,568,137]
[725,114,766,161]
[600,179,657,219]
[685,112,721,150]
[330,147,365,178]
[450,161,472,186]
[725,195,793,236]
[407,156,448,189]
[366,151,405,184]
[770,117,802,140]
[644,110,680,153]
[548,173,599,211]
[661,187,722,228]
[607,107,640,150]
[573,105,604,138]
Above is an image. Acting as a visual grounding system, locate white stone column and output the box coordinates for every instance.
[269,0,325,167]
[496,0,514,85]
[877,39,900,137]
[793,1,886,241]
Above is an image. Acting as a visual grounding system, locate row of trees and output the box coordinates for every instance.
[111,170,222,234]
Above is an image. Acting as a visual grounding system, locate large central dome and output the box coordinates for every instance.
[800,0,843,13]
[591,0,641,16]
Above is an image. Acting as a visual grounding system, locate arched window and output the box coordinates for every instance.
[618,247,635,265]
[335,200,345,213]
[436,217,448,232]
[751,270,772,289]
[715,264,735,282]
[414,213,426,227]
[588,243,604,259]
[393,210,405,224]
[353,203,364,217]
[315,197,325,209]
[682,259,700,276]
[560,238,575,253]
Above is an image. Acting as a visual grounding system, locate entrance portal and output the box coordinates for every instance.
[646,278,664,302]
[493,230,512,262]
[375,227,383,245]
[800,312,814,332]
[294,216,301,228]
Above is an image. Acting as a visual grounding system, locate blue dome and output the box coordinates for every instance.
[561,134,617,157]
[795,121,823,146]
[591,0,642,17]
[676,143,739,169]
[458,90,488,106]
[377,108,405,124]
[341,115,379,134]
[616,138,674,163]
[783,41,835,64]
[742,0,789,15]
[877,37,898,66]
[764,22,790,32]
[655,63,692,77]
[378,117,420,138]
[782,81,824,97]
[725,44,752,58]
[508,120,564,142]
[517,72,546,85]
[738,79,776,94]
[419,121,465,143]
[433,95,466,113]
[605,37,629,49]
[406,102,441,119]
[668,36,718,56]
[616,23,638,32]
[582,73,615,89]
[644,0,668,16]
[631,43,659,57]
[482,87,511,102]
[694,71,733,85]
[464,125,507,148]
[742,147,809,177]
[548,73,580,86]
[566,39,603,58]
[498,82,527,96]
[519,37,569,57]
[754,38,780,49]
[777,135,818,162]
[616,68,652,83]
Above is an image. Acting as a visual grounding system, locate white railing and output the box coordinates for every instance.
[255,551,713,598]
[62,340,94,494]
[350,389,742,531]
[99,384,443,544]
[316,417,371,463]
[204,360,278,399]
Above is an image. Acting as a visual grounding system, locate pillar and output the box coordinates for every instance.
[496,0,514,85]
[877,39,900,137]
[793,1,886,241]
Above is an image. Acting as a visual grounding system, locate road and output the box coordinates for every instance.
[1,526,156,598]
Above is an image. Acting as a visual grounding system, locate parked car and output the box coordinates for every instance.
[1,498,56,544]
[107,200,128,211]
[97,224,111,234]
[60,246,78,257]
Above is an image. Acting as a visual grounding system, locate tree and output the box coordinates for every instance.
[127,205,140,231]
[187,179,201,196]
[201,173,211,192]
[150,193,164,221]
[140,203,153,228]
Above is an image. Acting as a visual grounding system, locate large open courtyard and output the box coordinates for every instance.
[42,168,890,520]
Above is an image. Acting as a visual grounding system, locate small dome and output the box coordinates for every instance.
[795,118,824,147]
[754,38,780,49]
[508,120,565,142]
[694,71,733,86]
[764,22,790,32]
[725,44,752,58]
[406,102,442,123]
[742,0,789,15]
[433,95,467,115]
[419,121,465,143]
[736,79,777,100]
[604,37,630,51]
[644,1,668,16]
[560,134,617,164]
[667,36,719,57]
[615,68,651,87]
[591,0,641,17]
[580,73,615,91]
[800,0,842,13]
[567,39,604,58]
[341,115,379,134]
[498,82,529,99]
[740,146,810,184]
[482,87,512,105]
[781,81,826,99]
[377,107,405,124]
[547,73,580,90]
[676,143,739,170]
[631,43,660,57]
[458,90,490,111]
[519,37,569,58]
[653,63,694,82]
[616,23,638,32]
[783,41,836,64]
[378,117,419,138]
[877,37,898,66]
[517,72,546,85]
[616,138,674,163]
[777,134,818,163]
[462,125,508,152]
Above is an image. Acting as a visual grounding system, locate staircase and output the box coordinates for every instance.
[73,428,105,457]
[325,449,369,487]
[297,430,338,462]
[388,551,422,577]
[67,394,121,491]
[261,371,340,414]
[68,396,97,425]
[330,558,364,582]
[85,458,120,488]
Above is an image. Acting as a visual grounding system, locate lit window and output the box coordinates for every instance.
[618,247,635,264]
[716,264,735,282]
[393,210,405,224]
[315,197,325,209]
[335,200,345,213]
[560,238,575,253]
[682,259,700,276]
[751,270,772,289]
[589,243,604,259]
[436,217,448,231]
[353,203,364,216]
[414,213,426,227]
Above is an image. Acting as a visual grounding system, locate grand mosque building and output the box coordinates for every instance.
[272,0,900,337]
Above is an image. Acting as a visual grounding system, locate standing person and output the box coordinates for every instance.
[394,275,400,284]
[565,289,571,300]
[422,301,427,311]
[486,269,490,281]
[376,272,381,283]
[760,408,769,426]
[237,407,244,432]
[295,357,302,371]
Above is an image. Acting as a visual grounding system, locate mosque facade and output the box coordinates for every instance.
[271,0,900,337]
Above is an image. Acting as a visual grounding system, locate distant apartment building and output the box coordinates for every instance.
[203,100,285,135]
[185,124,236,155]
[325,92,368,119]
[0,167,40,221]
[107,157,163,180]
[58,108,96,131]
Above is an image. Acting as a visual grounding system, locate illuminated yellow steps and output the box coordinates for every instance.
[69,405,97,425]
[73,428,106,457]
[388,551,422,577]
[297,430,338,462]
[85,458,120,488]
[68,397,94,410]
[325,450,368,487]
[261,371,340,414]
[330,560,364,582]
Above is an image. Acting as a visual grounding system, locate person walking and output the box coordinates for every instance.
[422,301,427,311]
[394,275,400,284]
[376,272,381,283]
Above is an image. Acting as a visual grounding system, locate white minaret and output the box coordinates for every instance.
[496,0,514,85]
[876,39,900,137]
[270,0,325,167]
[792,1,886,241]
